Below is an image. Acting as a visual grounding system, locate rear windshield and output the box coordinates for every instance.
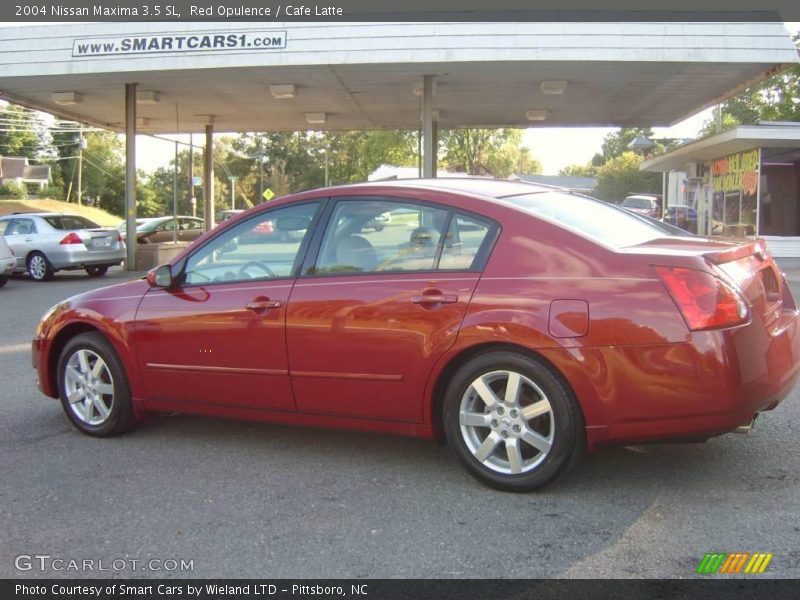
[43,215,99,230]
[622,197,654,209]
[503,191,667,247]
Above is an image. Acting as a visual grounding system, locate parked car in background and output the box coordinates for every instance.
[32,179,800,491]
[0,235,15,287]
[362,211,391,232]
[135,216,205,244]
[216,210,244,225]
[0,212,124,281]
[117,218,155,242]
[621,194,662,219]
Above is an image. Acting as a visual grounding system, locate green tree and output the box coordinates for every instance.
[697,30,799,138]
[440,128,540,177]
[0,104,42,157]
[593,151,661,203]
[558,163,597,177]
[592,127,657,166]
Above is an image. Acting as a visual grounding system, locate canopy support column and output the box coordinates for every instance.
[204,123,215,231]
[422,75,436,179]
[124,82,137,271]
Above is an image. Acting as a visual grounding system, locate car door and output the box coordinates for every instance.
[133,201,322,411]
[286,197,498,423]
[179,218,204,242]
[2,217,37,269]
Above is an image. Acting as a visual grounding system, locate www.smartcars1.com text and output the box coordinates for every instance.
[17,4,344,18]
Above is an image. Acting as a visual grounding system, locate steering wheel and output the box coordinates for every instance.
[237,261,275,279]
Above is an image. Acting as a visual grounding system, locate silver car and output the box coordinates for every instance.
[0,213,125,281]
[0,235,14,287]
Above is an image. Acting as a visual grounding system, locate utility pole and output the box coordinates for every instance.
[228,176,238,210]
[76,125,84,204]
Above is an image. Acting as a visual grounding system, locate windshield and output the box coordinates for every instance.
[503,191,668,247]
[622,197,654,209]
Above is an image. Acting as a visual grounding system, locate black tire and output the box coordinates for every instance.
[85,265,109,277]
[374,225,384,232]
[0,275,7,288]
[27,251,54,282]
[56,332,136,437]
[443,350,583,492]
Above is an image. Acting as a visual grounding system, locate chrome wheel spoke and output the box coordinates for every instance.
[65,365,83,387]
[91,357,106,378]
[506,438,523,475]
[67,388,85,405]
[470,376,500,408]
[521,429,552,454]
[474,432,502,463]
[77,350,90,375]
[504,372,521,405]
[93,396,110,419]
[460,411,491,427]
[521,400,551,421]
[95,383,114,396]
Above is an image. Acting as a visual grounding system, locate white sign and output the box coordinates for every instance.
[73,31,287,58]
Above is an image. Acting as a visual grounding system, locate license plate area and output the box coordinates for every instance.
[91,237,111,248]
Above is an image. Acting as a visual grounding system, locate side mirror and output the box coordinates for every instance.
[146,264,173,288]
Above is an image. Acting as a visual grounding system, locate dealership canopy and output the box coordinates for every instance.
[0,22,797,133]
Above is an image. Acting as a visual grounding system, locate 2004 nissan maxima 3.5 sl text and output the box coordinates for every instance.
[31,180,800,491]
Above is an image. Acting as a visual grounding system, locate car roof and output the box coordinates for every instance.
[340,178,562,199]
[0,212,86,218]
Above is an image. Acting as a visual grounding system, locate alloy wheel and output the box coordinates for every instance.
[63,349,115,426]
[459,370,554,475]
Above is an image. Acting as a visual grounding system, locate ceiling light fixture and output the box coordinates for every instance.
[525,109,548,121]
[540,80,568,95]
[270,84,297,99]
[52,92,83,105]
[305,112,327,124]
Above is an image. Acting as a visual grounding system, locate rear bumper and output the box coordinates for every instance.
[551,307,800,450]
[47,246,125,270]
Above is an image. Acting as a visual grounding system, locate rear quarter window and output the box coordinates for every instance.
[43,215,99,230]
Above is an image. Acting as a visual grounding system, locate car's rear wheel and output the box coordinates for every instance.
[27,252,54,282]
[57,332,135,437]
[85,265,108,277]
[0,275,7,288]
[443,351,583,492]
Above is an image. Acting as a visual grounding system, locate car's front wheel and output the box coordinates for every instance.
[85,265,108,277]
[0,275,7,288]
[57,332,135,437]
[27,252,54,282]
[443,351,583,492]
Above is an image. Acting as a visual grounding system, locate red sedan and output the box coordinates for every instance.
[31,179,800,491]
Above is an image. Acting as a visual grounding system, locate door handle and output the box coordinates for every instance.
[245,298,282,312]
[24,238,33,242]
[411,294,458,305]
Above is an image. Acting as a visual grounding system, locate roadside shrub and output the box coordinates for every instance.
[0,181,28,199]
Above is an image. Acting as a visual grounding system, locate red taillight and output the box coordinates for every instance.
[655,266,749,331]
[117,231,123,242]
[59,232,84,245]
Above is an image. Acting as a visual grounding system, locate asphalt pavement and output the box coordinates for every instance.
[1,266,798,579]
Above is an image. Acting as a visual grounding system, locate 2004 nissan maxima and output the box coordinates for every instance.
[32,179,800,491]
